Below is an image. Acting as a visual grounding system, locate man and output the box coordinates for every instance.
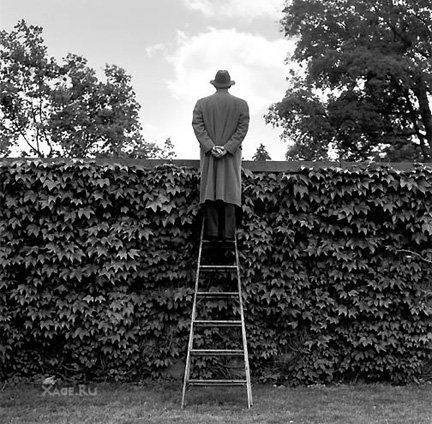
[192,70,249,241]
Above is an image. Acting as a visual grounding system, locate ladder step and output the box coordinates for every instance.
[202,238,235,241]
[188,379,246,386]
[196,291,239,298]
[202,239,235,246]
[190,349,244,356]
[193,320,242,327]
[199,265,237,270]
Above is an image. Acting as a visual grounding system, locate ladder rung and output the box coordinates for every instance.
[196,291,239,298]
[202,238,235,241]
[202,239,235,245]
[187,379,246,386]
[199,265,237,270]
[190,349,244,356]
[193,320,242,327]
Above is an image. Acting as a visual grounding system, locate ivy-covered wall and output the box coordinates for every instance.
[0,160,431,384]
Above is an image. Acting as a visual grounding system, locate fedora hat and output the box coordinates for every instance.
[210,70,235,88]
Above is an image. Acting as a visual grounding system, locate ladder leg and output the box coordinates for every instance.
[181,219,205,408]
[235,234,253,408]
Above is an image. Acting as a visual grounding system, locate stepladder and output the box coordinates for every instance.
[181,220,253,408]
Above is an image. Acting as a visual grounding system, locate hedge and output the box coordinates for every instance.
[0,159,431,384]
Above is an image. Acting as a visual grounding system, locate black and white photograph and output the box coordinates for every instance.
[1,1,431,423]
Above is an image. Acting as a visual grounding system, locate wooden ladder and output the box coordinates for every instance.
[181,221,253,408]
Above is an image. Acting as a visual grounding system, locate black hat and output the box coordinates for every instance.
[210,70,235,88]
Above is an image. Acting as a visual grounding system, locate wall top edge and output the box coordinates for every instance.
[1,158,431,171]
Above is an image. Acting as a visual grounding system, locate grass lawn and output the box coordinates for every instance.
[1,380,431,424]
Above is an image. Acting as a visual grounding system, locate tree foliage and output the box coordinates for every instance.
[0,20,172,159]
[267,0,432,162]
[1,160,431,384]
[252,143,272,161]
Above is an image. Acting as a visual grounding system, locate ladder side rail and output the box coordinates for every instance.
[181,220,205,408]
[235,235,253,408]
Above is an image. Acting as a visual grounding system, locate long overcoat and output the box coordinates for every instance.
[192,90,249,207]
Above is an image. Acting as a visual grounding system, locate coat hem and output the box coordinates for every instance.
[200,196,241,208]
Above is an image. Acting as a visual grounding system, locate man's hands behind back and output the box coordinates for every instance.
[211,146,227,159]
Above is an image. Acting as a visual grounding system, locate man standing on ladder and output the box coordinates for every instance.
[183,70,252,408]
[192,70,249,241]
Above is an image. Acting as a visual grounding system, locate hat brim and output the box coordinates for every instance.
[210,80,235,88]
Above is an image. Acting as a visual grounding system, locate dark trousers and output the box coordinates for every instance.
[203,200,237,240]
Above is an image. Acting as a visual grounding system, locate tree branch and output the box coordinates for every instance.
[21,77,44,157]
[38,98,53,156]
[395,249,432,265]
[413,77,432,159]
[403,88,430,160]
[13,123,41,157]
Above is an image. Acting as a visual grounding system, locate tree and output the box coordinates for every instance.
[252,143,272,161]
[0,20,58,157]
[127,137,176,159]
[0,20,168,158]
[49,55,146,158]
[266,0,432,161]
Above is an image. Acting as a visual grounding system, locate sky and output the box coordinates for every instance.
[0,0,296,159]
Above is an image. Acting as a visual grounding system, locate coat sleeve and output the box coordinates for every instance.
[192,100,215,153]
[224,100,249,154]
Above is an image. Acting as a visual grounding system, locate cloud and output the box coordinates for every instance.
[181,0,286,20]
[166,28,295,115]
[145,43,166,58]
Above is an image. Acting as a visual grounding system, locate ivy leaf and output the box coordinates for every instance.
[43,178,59,191]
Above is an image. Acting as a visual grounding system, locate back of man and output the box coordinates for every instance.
[192,70,249,240]
[196,91,248,149]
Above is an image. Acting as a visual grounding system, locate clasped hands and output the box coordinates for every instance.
[211,145,227,159]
